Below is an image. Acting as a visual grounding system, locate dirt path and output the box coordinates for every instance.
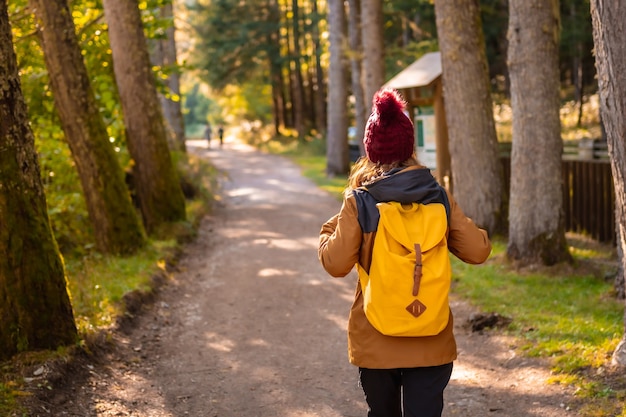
[25,138,577,416]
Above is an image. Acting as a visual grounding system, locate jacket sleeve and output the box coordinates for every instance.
[318,195,362,277]
[446,190,492,264]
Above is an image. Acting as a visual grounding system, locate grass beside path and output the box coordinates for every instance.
[276,139,624,417]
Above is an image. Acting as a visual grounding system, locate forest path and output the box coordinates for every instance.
[26,137,576,416]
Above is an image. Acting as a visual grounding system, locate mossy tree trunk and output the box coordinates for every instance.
[102,0,186,234]
[590,0,626,367]
[506,0,571,265]
[434,0,505,235]
[30,0,146,255]
[0,0,76,360]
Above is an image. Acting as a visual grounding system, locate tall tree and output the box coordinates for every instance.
[152,1,187,153]
[326,0,349,176]
[434,0,504,234]
[0,0,76,359]
[29,0,146,255]
[480,0,510,93]
[561,0,594,127]
[310,0,326,135]
[507,0,570,265]
[267,0,286,135]
[360,0,385,106]
[590,0,626,366]
[347,0,367,157]
[102,0,186,234]
[290,0,306,137]
[190,0,286,132]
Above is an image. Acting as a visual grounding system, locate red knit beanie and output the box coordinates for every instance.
[363,88,415,164]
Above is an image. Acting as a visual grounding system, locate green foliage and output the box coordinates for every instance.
[38,134,94,253]
[143,0,185,102]
[218,82,274,125]
[183,83,218,129]
[183,80,273,142]
[1,3,215,414]
[385,40,439,81]
[187,0,273,90]
[384,0,439,78]
[185,123,206,139]
[9,1,123,253]
[8,0,181,253]
[142,0,174,38]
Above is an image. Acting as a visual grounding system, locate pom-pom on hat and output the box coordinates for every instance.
[363,88,415,164]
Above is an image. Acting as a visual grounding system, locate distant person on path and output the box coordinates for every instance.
[218,125,224,147]
[318,88,491,417]
[204,122,212,148]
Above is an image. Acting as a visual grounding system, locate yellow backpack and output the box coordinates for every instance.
[357,201,451,337]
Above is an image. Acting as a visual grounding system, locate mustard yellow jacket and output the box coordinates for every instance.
[318,166,491,369]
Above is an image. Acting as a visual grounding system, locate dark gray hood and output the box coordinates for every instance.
[353,167,450,233]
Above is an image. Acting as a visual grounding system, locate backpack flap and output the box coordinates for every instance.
[358,201,451,337]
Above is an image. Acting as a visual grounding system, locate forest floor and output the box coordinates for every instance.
[19,138,582,416]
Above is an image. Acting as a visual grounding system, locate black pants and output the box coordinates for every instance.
[359,363,453,417]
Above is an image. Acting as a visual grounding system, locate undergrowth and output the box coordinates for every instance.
[0,150,218,416]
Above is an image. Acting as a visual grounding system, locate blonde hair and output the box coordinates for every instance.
[344,155,419,197]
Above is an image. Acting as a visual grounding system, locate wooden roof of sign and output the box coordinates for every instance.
[383,52,442,90]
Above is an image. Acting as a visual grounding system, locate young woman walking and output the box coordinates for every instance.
[318,88,492,417]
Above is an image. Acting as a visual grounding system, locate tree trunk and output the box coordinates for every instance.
[0,0,76,359]
[269,67,285,135]
[434,0,504,234]
[270,62,286,135]
[360,0,385,106]
[290,0,306,137]
[30,0,146,255]
[283,7,295,130]
[506,0,571,265]
[348,0,367,157]
[311,0,326,135]
[267,0,284,135]
[590,0,626,367]
[326,0,349,176]
[102,0,186,234]
[570,3,584,128]
[153,2,187,153]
